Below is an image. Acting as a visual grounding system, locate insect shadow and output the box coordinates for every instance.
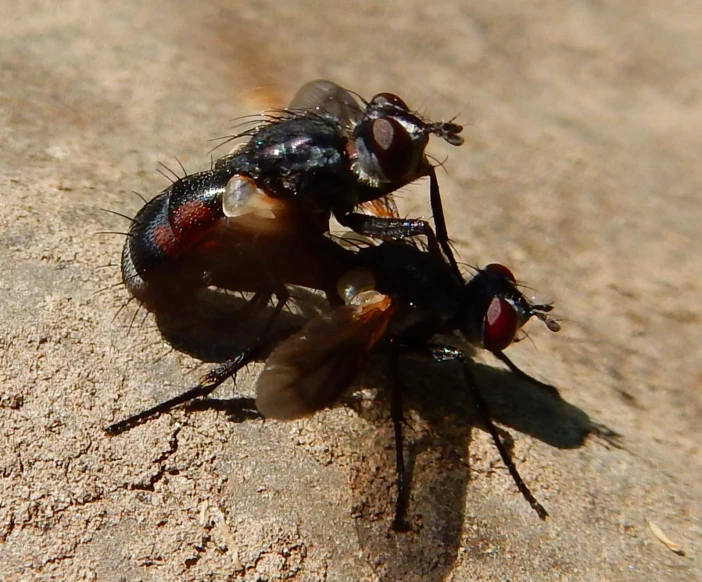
[141,290,616,582]
[343,349,612,582]
[147,285,323,363]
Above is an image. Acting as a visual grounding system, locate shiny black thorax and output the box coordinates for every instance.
[357,242,462,340]
[215,114,356,225]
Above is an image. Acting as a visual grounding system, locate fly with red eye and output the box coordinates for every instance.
[220,79,465,272]
[464,263,561,351]
[253,245,561,530]
[460,263,561,394]
[121,80,464,319]
[108,230,561,531]
[353,91,462,185]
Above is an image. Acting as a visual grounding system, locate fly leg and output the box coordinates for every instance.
[339,213,460,280]
[105,285,291,435]
[429,345,548,519]
[105,346,262,435]
[229,289,273,324]
[427,166,460,276]
[388,344,411,532]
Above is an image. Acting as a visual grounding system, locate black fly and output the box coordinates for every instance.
[121,80,464,316]
[109,230,560,530]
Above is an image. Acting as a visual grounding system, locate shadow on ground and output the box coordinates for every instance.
[131,291,617,582]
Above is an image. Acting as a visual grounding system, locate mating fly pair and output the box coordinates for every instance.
[121,79,464,314]
[108,80,560,531]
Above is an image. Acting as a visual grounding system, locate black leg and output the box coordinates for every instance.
[388,345,411,532]
[428,167,460,277]
[427,345,548,520]
[105,346,262,435]
[256,283,289,336]
[492,350,561,399]
[106,285,291,435]
[460,359,548,519]
[339,213,448,272]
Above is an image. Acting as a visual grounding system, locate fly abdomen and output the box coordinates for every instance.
[121,191,176,303]
[166,169,229,240]
[121,170,229,305]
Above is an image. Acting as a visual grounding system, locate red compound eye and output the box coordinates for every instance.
[366,117,415,182]
[483,297,518,352]
[484,263,516,283]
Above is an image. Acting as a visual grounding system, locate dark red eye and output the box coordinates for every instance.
[370,92,410,111]
[482,297,518,352]
[484,263,516,283]
[366,117,415,182]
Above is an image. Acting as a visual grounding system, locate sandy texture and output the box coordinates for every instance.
[1,1,700,580]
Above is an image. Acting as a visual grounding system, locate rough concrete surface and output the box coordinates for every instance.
[1,1,700,580]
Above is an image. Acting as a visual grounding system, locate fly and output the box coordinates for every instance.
[109,234,560,531]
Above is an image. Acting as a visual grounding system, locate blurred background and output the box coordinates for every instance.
[1,1,700,580]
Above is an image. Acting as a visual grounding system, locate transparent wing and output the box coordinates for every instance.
[287,79,363,126]
[255,291,394,419]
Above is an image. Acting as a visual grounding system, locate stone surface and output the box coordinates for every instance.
[0,1,699,580]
